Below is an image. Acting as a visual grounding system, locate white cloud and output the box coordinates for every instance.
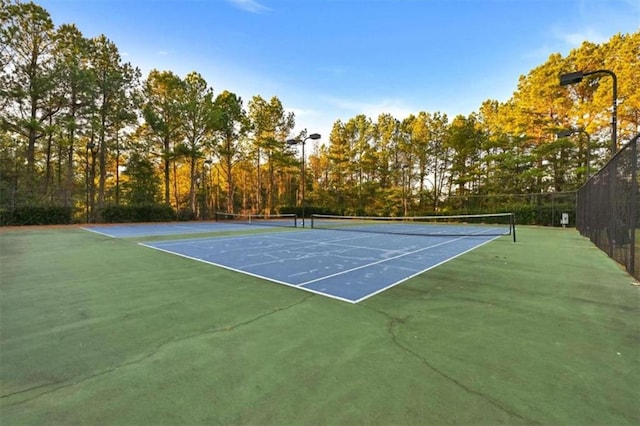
[226,0,270,13]
[554,27,609,48]
[522,26,611,64]
[523,0,639,63]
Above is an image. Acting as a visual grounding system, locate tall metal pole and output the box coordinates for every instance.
[629,133,639,278]
[611,72,618,155]
[401,165,407,216]
[287,133,320,228]
[85,144,90,223]
[256,147,260,214]
[301,139,306,228]
[85,142,95,223]
[585,131,591,179]
[583,70,617,155]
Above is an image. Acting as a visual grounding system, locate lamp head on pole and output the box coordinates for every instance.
[556,128,589,139]
[556,129,575,138]
[286,133,321,145]
[560,71,584,86]
[559,68,616,155]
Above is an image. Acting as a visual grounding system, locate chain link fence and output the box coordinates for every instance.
[576,134,639,281]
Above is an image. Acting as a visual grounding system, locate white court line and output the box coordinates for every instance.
[80,227,118,238]
[81,224,207,238]
[296,234,474,287]
[141,228,505,304]
[267,229,441,246]
[218,231,433,270]
[138,242,356,304]
[147,232,410,272]
[351,235,500,303]
[140,229,302,247]
[81,222,263,238]
[149,232,397,263]
[263,234,412,253]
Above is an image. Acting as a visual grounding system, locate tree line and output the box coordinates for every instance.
[1,0,638,222]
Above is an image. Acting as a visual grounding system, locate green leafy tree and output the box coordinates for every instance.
[180,71,215,215]
[121,151,161,205]
[51,23,94,207]
[247,95,295,214]
[373,113,400,189]
[87,35,138,211]
[343,114,374,213]
[141,69,185,206]
[306,143,332,209]
[212,90,248,213]
[0,0,11,110]
[1,1,57,201]
[447,114,483,201]
[326,120,351,213]
[604,32,640,142]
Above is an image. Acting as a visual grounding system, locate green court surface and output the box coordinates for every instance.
[1,225,638,425]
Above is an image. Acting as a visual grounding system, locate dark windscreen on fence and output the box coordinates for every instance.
[576,134,639,281]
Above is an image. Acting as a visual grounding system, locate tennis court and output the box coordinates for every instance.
[89,213,513,303]
[1,224,638,425]
[142,229,503,303]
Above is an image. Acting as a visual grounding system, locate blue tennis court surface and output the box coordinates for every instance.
[141,229,503,303]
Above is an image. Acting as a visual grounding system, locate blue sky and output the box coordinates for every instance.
[38,0,639,140]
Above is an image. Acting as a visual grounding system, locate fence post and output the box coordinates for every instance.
[630,136,638,277]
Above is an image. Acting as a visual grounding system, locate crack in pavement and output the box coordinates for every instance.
[1,293,315,406]
[363,305,540,425]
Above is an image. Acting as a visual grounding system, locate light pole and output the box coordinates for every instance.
[560,69,617,155]
[286,133,321,227]
[85,142,96,223]
[557,128,592,180]
[401,164,408,216]
[203,159,212,219]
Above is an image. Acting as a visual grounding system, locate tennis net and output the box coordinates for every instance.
[214,212,298,228]
[311,213,516,241]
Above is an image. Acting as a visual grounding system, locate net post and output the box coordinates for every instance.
[511,213,517,243]
[310,214,314,229]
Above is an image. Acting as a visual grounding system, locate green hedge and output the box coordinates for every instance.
[498,205,575,227]
[98,204,176,223]
[176,208,196,222]
[0,206,73,226]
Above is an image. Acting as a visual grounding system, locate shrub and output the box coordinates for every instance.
[0,206,73,226]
